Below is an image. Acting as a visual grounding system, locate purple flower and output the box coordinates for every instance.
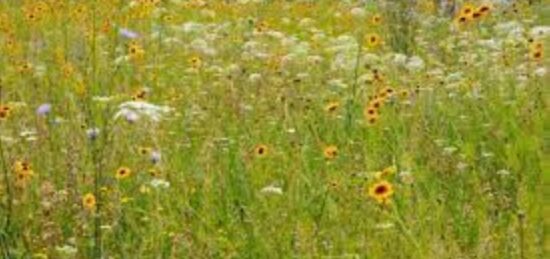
[119,28,139,39]
[36,103,52,116]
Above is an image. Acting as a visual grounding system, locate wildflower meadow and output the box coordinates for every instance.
[0,0,548,258]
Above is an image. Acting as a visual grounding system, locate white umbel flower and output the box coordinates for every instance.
[114,101,173,122]
[260,185,283,195]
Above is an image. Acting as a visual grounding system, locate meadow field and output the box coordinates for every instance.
[0,0,548,258]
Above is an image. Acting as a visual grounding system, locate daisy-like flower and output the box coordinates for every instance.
[138,146,152,156]
[365,33,381,49]
[254,144,268,157]
[325,101,340,113]
[375,165,397,179]
[82,193,96,210]
[368,180,394,204]
[371,14,382,25]
[0,104,12,120]
[323,145,338,159]
[115,167,131,180]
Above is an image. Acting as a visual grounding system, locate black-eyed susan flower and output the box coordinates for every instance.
[476,4,492,18]
[399,90,410,99]
[323,145,338,160]
[366,112,379,126]
[375,165,397,179]
[254,144,268,157]
[16,61,33,74]
[363,105,378,118]
[379,87,394,97]
[188,56,202,69]
[371,14,382,26]
[529,41,544,61]
[148,168,161,178]
[459,3,475,17]
[115,167,132,180]
[132,89,148,101]
[369,97,384,109]
[82,193,96,210]
[530,48,543,61]
[325,101,340,113]
[0,104,12,120]
[368,180,394,204]
[365,33,381,48]
[254,21,269,33]
[128,42,145,60]
[13,160,32,174]
[13,160,34,187]
[138,146,152,156]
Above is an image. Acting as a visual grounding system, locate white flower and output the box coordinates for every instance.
[530,26,550,38]
[150,150,161,164]
[150,179,170,189]
[248,73,262,83]
[399,171,414,185]
[55,245,77,255]
[92,96,114,103]
[392,53,408,66]
[181,22,206,34]
[189,38,217,56]
[374,222,395,229]
[350,7,366,18]
[443,146,458,154]
[405,56,425,71]
[114,101,173,122]
[534,67,547,77]
[260,185,283,195]
[86,128,100,140]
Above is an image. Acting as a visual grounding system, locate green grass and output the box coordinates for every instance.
[0,0,547,258]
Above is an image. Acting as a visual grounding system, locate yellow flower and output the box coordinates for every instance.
[13,160,32,173]
[375,165,397,179]
[368,180,394,204]
[148,168,161,177]
[365,33,381,48]
[115,167,132,180]
[371,14,382,25]
[128,42,145,60]
[132,89,148,101]
[82,193,96,210]
[399,90,410,99]
[325,101,340,113]
[138,146,152,156]
[254,144,268,157]
[188,56,202,69]
[459,3,475,17]
[363,105,378,118]
[0,104,12,120]
[323,145,338,160]
[472,4,491,19]
[254,21,269,33]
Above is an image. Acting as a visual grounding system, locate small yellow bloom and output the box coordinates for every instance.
[368,180,394,204]
[82,193,96,210]
[323,145,338,160]
[138,146,152,156]
[115,167,132,180]
[325,101,340,113]
[365,33,381,48]
[254,144,268,157]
